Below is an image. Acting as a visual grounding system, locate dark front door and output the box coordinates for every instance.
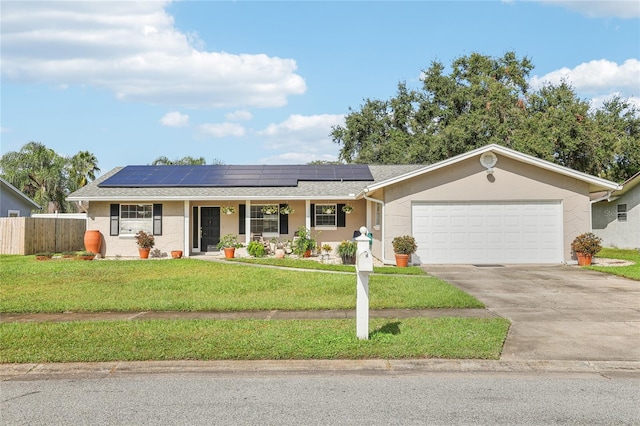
[201,207,220,252]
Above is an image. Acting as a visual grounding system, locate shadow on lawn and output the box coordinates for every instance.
[370,321,401,338]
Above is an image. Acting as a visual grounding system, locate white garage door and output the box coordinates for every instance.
[412,202,563,264]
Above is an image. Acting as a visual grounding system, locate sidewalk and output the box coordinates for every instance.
[0,308,495,323]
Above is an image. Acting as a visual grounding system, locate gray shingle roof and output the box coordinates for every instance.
[67,164,425,201]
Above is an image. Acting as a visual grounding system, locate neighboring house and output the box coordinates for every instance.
[592,172,639,249]
[68,144,620,264]
[0,177,41,217]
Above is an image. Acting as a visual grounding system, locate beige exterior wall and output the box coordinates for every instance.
[592,185,640,249]
[87,201,185,258]
[88,199,368,257]
[382,154,591,263]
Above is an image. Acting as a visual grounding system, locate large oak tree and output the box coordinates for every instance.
[331,52,639,182]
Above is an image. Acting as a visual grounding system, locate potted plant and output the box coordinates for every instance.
[221,206,236,215]
[171,250,183,259]
[77,251,96,260]
[341,205,354,214]
[135,230,155,259]
[34,252,53,261]
[293,225,315,258]
[260,205,279,215]
[571,232,602,266]
[392,235,417,267]
[336,240,357,265]
[279,204,295,215]
[217,234,242,259]
[322,206,334,214]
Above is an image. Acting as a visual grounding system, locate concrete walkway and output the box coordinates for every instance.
[424,264,640,362]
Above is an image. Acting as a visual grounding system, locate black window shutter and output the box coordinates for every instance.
[279,204,289,235]
[110,204,119,236]
[337,203,346,227]
[153,204,163,235]
[310,203,315,227]
[239,204,246,234]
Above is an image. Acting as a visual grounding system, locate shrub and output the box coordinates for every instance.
[392,235,417,255]
[247,241,266,257]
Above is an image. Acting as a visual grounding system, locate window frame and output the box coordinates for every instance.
[250,205,280,237]
[7,210,20,217]
[314,203,337,228]
[119,204,153,236]
[617,204,627,222]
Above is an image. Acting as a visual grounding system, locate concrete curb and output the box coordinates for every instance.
[3,359,639,380]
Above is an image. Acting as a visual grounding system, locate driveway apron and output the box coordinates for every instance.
[424,265,640,362]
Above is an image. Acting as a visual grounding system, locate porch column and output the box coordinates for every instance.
[305,199,311,230]
[183,201,190,257]
[245,200,251,245]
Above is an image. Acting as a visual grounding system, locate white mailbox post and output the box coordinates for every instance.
[355,226,373,340]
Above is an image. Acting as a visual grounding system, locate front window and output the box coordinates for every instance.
[250,205,279,236]
[315,204,337,227]
[120,204,152,235]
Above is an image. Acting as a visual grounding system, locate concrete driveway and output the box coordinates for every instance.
[424,264,640,362]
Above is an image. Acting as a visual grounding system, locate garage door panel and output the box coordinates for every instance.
[413,202,562,264]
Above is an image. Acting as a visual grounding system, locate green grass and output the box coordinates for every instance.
[588,248,640,280]
[230,257,427,275]
[0,256,483,313]
[0,317,510,363]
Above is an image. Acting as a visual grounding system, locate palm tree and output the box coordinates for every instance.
[69,151,101,191]
[151,156,207,165]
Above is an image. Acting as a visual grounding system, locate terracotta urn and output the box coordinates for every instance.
[84,230,102,255]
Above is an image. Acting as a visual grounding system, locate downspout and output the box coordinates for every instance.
[363,194,394,265]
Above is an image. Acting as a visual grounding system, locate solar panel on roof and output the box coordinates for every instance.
[98,164,374,188]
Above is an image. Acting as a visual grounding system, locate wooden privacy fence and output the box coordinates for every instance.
[0,217,86,255]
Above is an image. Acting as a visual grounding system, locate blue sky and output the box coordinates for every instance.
[1,1,639,177]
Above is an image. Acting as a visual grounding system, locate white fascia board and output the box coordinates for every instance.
[67,195,360,202]
[363,144,621,193]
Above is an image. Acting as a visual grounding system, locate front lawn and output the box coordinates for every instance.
[0,317,510,362]
[0,256,483,313]
[589,248,640,280]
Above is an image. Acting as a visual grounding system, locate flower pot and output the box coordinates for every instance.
[84,230,102,255]
[395,253,410,267]
[139,248,151,259]
[576,252,592,266]
[171,250,183,259]
[303,249,312,258]
[223,247,236,259]
[341,254,355,265]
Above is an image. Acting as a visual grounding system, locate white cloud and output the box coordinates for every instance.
[199,122,246,138]
[533,1,640,19]
[1,1,306,108]
[529,59,640,100]
[256,114,345,163]
[225,110,253,121]
[160,111,189,127]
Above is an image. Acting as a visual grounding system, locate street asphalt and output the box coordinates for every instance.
[2,263,639,380]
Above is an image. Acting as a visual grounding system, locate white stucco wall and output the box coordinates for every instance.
[382,154,592,263]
